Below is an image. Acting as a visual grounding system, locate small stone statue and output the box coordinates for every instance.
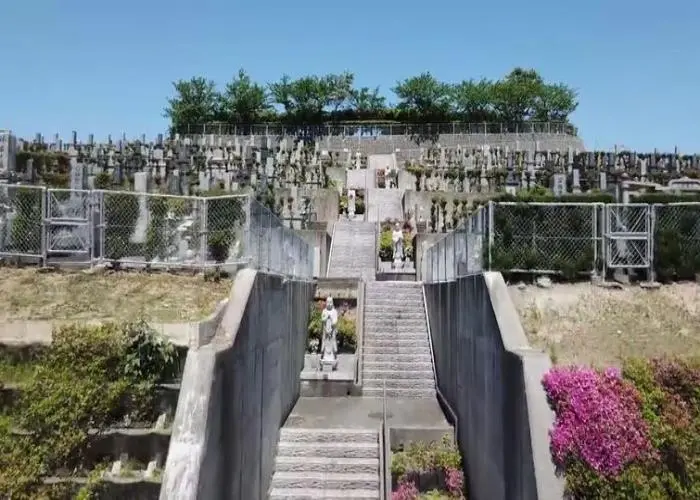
[392,223,404,269]
[348,190,356,219]
[320,296,338,371]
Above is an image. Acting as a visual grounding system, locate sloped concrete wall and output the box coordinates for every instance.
[160,269,315,500]
[423,272,563,500]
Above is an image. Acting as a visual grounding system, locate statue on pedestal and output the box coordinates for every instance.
[392,223,404,269]
[320,296,338,371]
[348,190,356,219]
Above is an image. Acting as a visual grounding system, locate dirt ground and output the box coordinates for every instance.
[509,282,700,367]
[0,268,232,322]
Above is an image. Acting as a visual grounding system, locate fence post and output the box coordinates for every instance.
[98,190,105,264]
[487,201,495,271]
[41,187,48,266]
[591,203,598,278]
[199,198,208,268]
[648,204,656,283]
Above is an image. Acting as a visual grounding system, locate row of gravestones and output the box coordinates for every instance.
[8,131,700,177]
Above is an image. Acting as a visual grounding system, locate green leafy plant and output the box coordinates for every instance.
[0,322,179,498]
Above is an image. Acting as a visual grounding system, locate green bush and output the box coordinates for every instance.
[307,301,356,353]
[0,321,179,498]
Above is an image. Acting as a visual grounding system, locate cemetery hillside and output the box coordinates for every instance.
[2,68,700,499]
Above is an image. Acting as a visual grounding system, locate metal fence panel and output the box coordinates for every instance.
[604,203,651,269]
[489,202,599,275]
[0,184,45,259]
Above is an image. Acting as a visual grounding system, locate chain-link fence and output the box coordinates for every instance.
[0,186,313,277]
[422,201,700,282]
[180,121,577,136]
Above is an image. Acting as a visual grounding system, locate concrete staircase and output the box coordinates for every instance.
[327,221,376,281]
[365,188,404,222]
[362,282,436,398]
[269,427,380,499]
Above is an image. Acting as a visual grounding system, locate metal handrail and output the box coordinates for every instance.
[381,379,391,500]
[326,221,337,277]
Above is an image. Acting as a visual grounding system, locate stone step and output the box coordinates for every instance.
[362,387,436,398]
[363,330,427,339]
[365,282,421,290]
[364,310,426,319]
[363,369,434,380]
[271,472,379,490]
[274,457,379,475]
[364,338,429,349]
[364,345,430,355]
[364,293,423,302]
[276,442,378,459]
[365,318,425,330]
[269,487,380,499]
[363,378,434,390]
[364,353,432,364]
[363,329,428,338]
[280,428,377,444]
[363,360,433,371]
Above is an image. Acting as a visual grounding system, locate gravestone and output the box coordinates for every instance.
[551,173,567,197]
[572,169,581,194]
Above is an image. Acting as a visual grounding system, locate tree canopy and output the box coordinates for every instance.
[164,68,578,133]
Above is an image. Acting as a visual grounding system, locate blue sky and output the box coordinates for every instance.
[1,0,698,152]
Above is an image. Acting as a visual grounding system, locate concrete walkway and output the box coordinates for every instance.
[285,396,450,430]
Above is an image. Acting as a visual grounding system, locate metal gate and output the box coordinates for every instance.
[45,188,94,260]
[604,203,651,269]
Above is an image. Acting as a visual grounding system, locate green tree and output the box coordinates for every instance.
[164,77,222,134]
[492,68,544,122]
[348,86,387,119]
[393,72,451,121]
[221,69,272,123]
[533,82,578,121]
[324,72,355,114]
[452,78,495,122]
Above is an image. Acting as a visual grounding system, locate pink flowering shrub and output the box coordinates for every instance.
[542,366,653,475]
[392,480,419,500]
[444,466,464,496]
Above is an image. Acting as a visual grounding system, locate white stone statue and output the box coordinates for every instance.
[347,190,356,219]
[320,296,338,370]
[392,223,404,269]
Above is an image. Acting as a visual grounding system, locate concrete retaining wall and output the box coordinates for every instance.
[423,272,563,500]
[160,269,315,500]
